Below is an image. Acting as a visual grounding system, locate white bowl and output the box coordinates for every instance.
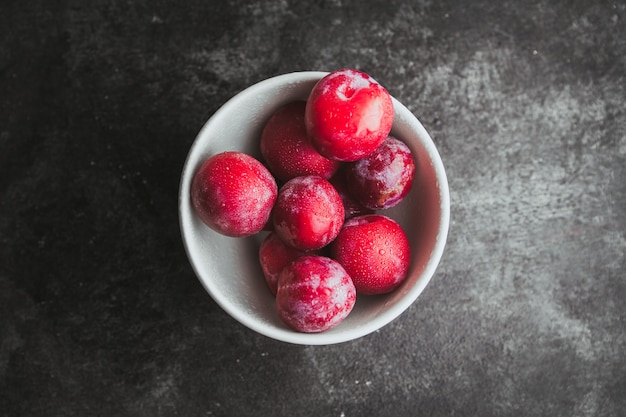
[179,71,450,345]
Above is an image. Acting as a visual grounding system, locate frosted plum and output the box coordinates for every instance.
[191,152,277,237]
[346,136,415,210]
[272,175,344,251]
[276,255,356,333]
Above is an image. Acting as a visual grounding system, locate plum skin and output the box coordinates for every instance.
[276,255,356,333]
[260,101,341,182]
[329,166,375,219]
[258,232,308,296]
[272,175,345,251]
[305,68,394,162]
[190,151,277,237]
[330,214,410,295]
[346,136,416,210]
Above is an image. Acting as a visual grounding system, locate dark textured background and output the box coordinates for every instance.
[1,0,625,416]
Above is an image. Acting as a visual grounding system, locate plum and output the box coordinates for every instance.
[330,214,410,295]
[305,69,394,162]
[191,152,277,237]
[272,175,344,251]
[276,255,356,333]
[261,101,341,182]
[259,232,308,295]
[346,136,415,210]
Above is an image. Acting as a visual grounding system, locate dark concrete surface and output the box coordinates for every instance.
[1,0,625,416]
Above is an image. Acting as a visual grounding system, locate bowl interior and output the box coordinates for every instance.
[179,71,450,345]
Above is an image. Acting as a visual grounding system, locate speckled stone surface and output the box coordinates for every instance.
[1,1,625,416]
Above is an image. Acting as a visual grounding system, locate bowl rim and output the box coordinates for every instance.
[179,71,450,345]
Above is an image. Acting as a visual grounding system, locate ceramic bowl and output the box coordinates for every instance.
[179,71,450,345]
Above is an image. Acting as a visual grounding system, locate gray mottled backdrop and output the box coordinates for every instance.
[1,0,624,416]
